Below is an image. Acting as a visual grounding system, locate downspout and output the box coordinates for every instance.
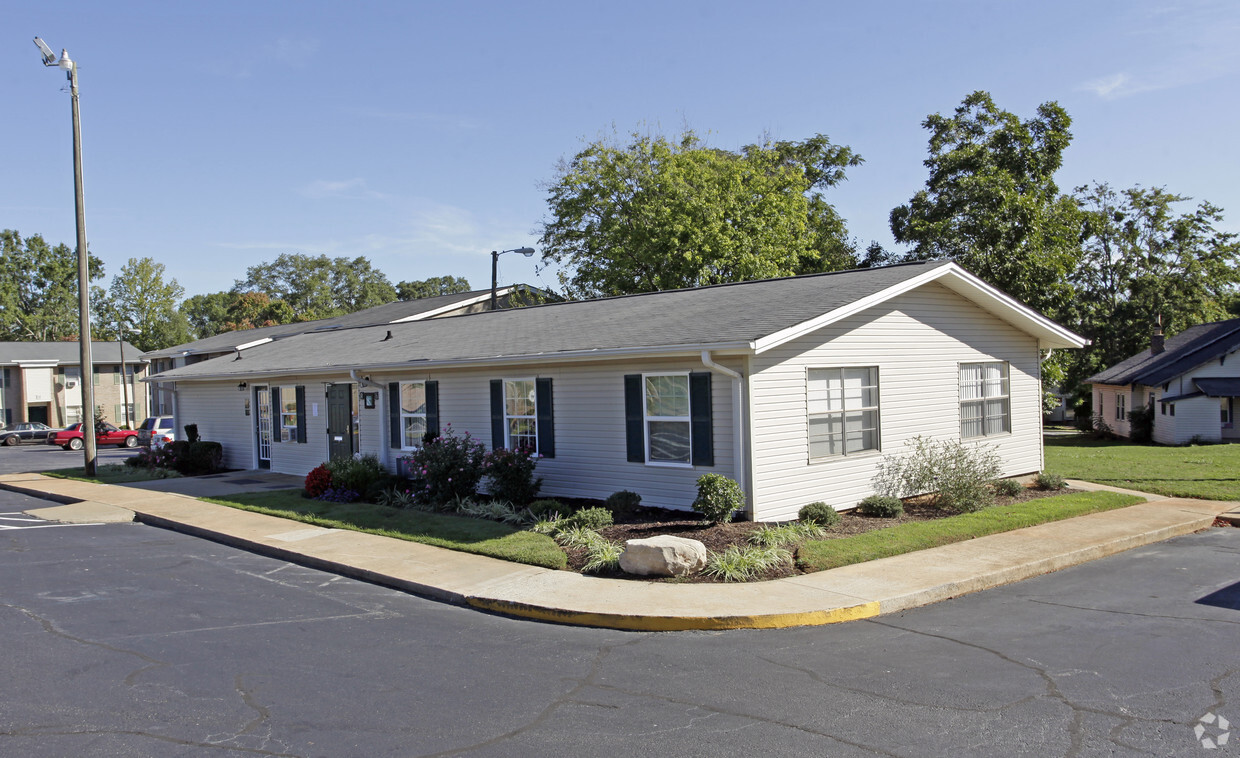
[350,370,389,468]
[700,350,749,517]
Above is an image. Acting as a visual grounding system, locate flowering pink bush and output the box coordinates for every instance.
[405,426,486,505]
[483,446,542,505]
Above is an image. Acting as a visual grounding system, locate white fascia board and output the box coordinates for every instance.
[388,289,510,323]
[753,262,1087,354]
[12,359,62,367]
[235,337,274,351]
[149,342,754,383]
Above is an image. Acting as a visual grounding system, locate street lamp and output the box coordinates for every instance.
[490,247,535,310]
[117,324,141,428]
[35,36,97,475]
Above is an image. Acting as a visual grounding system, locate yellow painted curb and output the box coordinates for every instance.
[466,598,881,631]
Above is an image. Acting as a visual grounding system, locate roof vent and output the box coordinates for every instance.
[382,330,393,341]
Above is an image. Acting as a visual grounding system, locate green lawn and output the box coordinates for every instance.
[1044,435,1240,501]
[797,490,1144,572]
[204,489,567,570]
[42,465,182,484]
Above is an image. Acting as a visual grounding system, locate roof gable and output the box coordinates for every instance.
[1086,319,1240,387]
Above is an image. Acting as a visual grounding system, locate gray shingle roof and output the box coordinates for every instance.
[1086,318,1240,387]
[0,341,144,365]
[142,287,512,360]
[149,261,990,382]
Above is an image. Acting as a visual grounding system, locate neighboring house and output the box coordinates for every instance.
[145,261,1085,522]
[1087,319,1240,445]
[0,341,148,428]
[142,285,543,417]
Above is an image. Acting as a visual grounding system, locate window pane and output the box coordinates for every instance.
[648,420,690,462]
[808,414,844,457]
[645,375,689,418]
[961,400,983,438]
[985,398,1009,435]
[508,418,537,451]
[505,380,535,417]
[403,416,426,447]
[401,383,426,414]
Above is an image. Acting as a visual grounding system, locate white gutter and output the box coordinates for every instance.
[700,350,750,517]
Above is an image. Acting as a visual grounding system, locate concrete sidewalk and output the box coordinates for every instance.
[1,472,1235,631]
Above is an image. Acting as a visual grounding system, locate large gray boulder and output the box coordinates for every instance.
[619,535,708,577]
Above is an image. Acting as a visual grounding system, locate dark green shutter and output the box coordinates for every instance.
[425,380,439,438]
[624,374,645,462]
[535,378,554,459]
[295,386,307,444]
[490,379,505,449]
[689,372,713,467]
[271,387,282,443]
[388,383,401,449]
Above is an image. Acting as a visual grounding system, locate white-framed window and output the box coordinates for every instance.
[643,373,692,464]
[807,367,880,458]
[279,386,298,441]
[503,378,538,452]
[1115,393,1126,421]
[960,362,1010,438]
[399,381,427,449]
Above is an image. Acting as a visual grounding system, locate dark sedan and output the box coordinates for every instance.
[0,422,59,446]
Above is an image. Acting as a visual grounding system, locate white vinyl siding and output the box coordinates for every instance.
[748,281,1043,522]
[807,367,879,458]
[173,381,255,470]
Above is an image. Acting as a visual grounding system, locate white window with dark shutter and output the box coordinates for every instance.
[643,373,691,465]
[400,381,427,449]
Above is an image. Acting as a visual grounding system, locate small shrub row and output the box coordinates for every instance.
[126,439,224,476]
[400,427,544,506]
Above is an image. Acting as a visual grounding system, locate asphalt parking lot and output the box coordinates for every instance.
[0,441,139,476]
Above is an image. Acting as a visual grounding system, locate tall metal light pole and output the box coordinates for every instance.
[35,37,97,474]
[490,247,535,310]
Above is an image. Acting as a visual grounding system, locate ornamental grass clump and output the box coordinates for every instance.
[703,545,792,582]
[749,522,826,548]
[406,426,486,505]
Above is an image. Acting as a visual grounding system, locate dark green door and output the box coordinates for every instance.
[326,384,354,461]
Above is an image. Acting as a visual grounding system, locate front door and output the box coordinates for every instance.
[326,384,354,461]
[255,386,272,469]
[28,405,49,425]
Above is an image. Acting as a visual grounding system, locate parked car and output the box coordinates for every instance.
[48,422,140,451]
[0,422,59,446]
[137,416,176,448]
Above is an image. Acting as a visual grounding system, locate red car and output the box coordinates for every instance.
[48,422,140,451]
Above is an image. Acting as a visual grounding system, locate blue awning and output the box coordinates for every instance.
[1194,378,1240,397]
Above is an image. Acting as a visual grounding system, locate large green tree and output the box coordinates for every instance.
[537,129,863,298]
[94,257,192,352]
[396,275,472,300]
[890,91,1086,319]
[1065,183,1240,389]
[0,230,105,341]
[234,253,397,320]
[180,290,296,339]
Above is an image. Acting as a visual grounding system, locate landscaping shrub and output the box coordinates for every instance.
[1127,404,1154,443]
[317,486,360,503]
[693,474,744,525]
[798,501,840,527]
[1035,471,1067,490]
[605,490,642,519]
[856,494,903,518]
[564,506,613,530]
[703,545,792,582]
[873,436,1001,513]
[364,474,407,504]
[304,464,332,498]
[376,486,417,509]
[527,499,565,518]
[993,478,1025,498]
[483,446,542,505]
[405,426,487,505]
[326,454,388,498]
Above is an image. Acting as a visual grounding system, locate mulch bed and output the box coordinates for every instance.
[559,486,1082,583]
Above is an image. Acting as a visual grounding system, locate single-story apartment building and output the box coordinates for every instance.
[146,261,1085,521]
[1087,318,1240,445]
[1,341,148,428]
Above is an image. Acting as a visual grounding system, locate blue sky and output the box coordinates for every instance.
[7,1,1239,300]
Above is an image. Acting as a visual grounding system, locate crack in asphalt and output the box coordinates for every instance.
[864,618,1202,757]
[1028,598,1240,625]
[203,674,291,755]
[0,725,303,756]
[414,634,903,758]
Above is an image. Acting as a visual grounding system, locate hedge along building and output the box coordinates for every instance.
[144,261,1085,522]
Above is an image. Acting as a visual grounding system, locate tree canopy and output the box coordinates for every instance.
[396,275,472,300]
[234,253,397,321]
[890,91,1086,319]
[93,257,192,352]
[0,230,105,342]
[537,129,863,299]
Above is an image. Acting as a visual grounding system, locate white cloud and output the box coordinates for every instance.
[298,178,388,200]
